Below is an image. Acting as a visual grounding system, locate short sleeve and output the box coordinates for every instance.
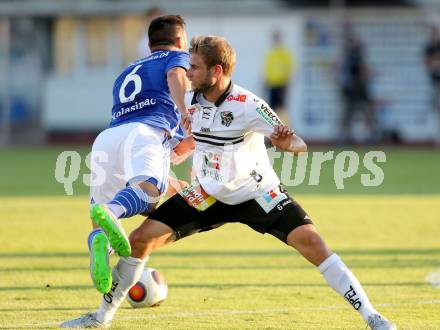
[166,51,190,73]
[247,97,284,137]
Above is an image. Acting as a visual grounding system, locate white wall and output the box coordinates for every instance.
[43,73,116,130]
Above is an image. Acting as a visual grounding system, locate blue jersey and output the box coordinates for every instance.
[109,50,189,136]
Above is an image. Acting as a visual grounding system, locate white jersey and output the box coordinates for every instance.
[185,83,284,205]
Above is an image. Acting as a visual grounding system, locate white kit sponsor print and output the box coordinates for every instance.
[255,186,290,213]
[200,151,223,182]
[255,102,282,127]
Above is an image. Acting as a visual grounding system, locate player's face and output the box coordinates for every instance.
[187,53,215,93]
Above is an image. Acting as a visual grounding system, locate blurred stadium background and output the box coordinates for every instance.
[1,0,440,329]
[1,0,440,145]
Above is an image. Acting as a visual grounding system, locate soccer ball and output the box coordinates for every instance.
[127,267,168,308]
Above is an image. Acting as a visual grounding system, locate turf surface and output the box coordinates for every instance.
[0,147,439,329]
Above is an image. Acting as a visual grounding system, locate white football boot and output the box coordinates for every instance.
[367,314,397,330]
[59,312,111,328]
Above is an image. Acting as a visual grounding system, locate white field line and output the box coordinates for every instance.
[426,269,440,288]
[1,299,440,329]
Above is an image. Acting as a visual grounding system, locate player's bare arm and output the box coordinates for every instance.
[166,176,190,196]
[167,67,192,134]
[170,135,195,165]
[270,124,307,154]
[167,136,194,194]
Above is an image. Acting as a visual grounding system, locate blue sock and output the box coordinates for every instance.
[88,228,112,255]
[88,228,106,252]
[108,186,152,218]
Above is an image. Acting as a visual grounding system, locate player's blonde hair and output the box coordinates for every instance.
[189,35,236,77]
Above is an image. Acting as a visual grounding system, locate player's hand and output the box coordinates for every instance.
[180,112,192,136]
[270,125,294,150]
[166,177,190,197]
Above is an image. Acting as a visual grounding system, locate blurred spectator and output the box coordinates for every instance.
[423,25,440,145]
[264,30,295,113]
[337,23,376,144]
[137,7,164,58]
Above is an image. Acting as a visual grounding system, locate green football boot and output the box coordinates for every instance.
[90,204,131,257]
[89,232,112,294]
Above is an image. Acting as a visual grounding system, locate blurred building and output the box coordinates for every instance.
[0,0,438,145]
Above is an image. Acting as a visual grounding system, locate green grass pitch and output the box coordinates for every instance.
[0,147,439,329]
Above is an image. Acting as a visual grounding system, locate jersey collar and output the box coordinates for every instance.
[191,81,234,107]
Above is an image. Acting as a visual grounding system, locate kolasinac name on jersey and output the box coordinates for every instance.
[112,98,157,120]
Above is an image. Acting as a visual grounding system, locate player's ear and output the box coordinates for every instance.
[176,36,185,50]
[213,64,223,77]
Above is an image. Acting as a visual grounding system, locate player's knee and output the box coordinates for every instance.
[137,181,160,198]
[287,225,323,250]
[129,228,156,257]
[303,233,324,250]
[129,229,144,246]
[129,180,161,210]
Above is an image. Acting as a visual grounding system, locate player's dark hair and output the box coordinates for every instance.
[148,15,185,47]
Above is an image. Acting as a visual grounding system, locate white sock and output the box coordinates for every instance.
[318,253,378,321]
[107,203,126,219]
[96,256,147,323]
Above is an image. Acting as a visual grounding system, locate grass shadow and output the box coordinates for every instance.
[0,248,439,259]
[0,285,91,292]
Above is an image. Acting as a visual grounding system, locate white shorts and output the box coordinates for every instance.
[89,122,170,204]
